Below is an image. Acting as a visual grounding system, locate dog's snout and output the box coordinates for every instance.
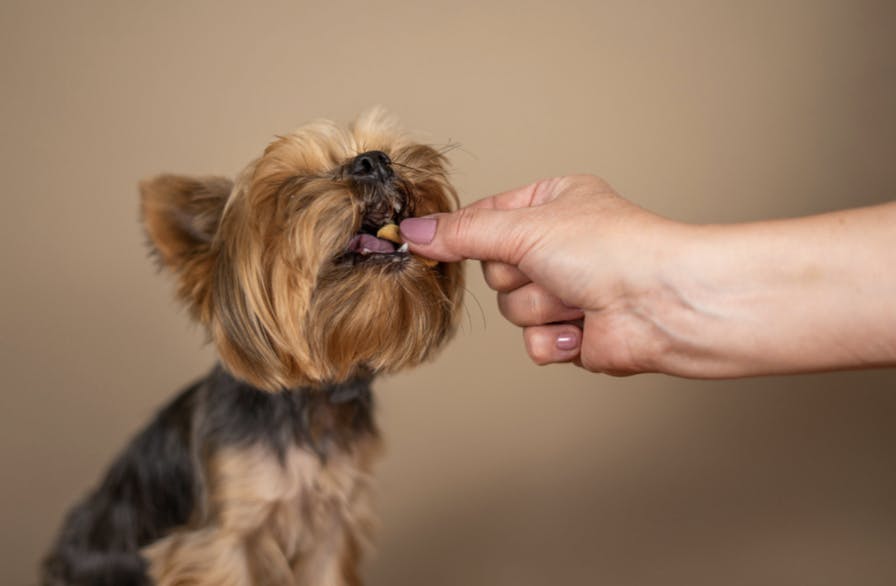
[349,150,393,182]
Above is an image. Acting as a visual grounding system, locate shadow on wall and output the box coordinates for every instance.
[368,371,896,586]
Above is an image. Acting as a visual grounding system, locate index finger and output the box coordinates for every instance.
[463,178,562,212]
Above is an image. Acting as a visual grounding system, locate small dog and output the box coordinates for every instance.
[43,110,464,586]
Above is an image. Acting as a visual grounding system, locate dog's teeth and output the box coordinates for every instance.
[398,242,409,253]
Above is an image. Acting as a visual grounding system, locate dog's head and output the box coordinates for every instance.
[140,110,464,391]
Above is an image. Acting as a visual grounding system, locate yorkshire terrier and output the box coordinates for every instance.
[42,110,464,586]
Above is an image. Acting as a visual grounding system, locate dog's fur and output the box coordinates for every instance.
[42,110,464,586]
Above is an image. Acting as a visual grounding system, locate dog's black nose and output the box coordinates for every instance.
[349,150,393,182]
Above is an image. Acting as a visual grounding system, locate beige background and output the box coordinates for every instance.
[2,1,895,584]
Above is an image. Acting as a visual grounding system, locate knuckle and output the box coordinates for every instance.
[577,342,604,373]
[526,288,552,325]
[602,345,638,373]
[588,174,611,191]
[448,207,478,247]
[579,322,642,375]
[499,286,548,327]
[505,222,536,266]
[482,262,520,292]
[523,328,553,365]
[576,174,610,191]
[496,292,514,322]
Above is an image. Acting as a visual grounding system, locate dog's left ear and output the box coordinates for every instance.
[139,174,233,271]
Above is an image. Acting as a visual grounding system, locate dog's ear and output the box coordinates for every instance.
[140,174,232,320]
[139,174,232,271]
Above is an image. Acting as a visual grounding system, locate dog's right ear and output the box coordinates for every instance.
[139,174,233,271]
[140,175,233,319]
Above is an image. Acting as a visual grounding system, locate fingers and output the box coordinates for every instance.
[464,178,562,211]
[399,207,530,263]
[481,261,529,292]
[398,178,564,263]
[523,318,646,375]
[497,283,584,327]
[461,183,539,211]
[575,317,649,376]
[523,324,582,365]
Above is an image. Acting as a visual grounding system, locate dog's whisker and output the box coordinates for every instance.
[427,142,460,156]
[389,161,427,174]
[462,287,487,333]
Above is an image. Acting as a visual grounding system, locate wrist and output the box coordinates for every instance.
[656,209,896,377]
[653,223,765,377]
[635,223,740,377]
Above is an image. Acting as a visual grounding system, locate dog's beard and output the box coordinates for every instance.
[141,110,464,391]
[304,154,463,385]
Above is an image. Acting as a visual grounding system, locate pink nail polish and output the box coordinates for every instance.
[556,332,579,351]
[399,217,437,244]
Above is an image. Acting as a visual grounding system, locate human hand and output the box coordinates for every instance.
[401,175,896,378]
[399,175,689,375]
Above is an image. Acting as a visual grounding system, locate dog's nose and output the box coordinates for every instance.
[349,150,393,182]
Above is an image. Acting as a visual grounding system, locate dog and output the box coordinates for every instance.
[42,109,464,586]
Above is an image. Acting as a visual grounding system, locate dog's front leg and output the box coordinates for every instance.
[143,444,297,585]
[290,511,364,586]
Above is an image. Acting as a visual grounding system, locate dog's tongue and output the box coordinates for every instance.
[349,233,396,254]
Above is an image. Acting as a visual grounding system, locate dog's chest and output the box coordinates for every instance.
[144,371,380,585]
[202,373,381,566]
[211,440,377,558]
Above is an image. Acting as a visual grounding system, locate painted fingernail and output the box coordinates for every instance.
[556,332,580,351]
[400,217,437,244]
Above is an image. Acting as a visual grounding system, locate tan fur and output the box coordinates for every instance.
[144,436,380,586]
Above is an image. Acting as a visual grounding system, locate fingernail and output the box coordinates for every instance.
[556,332,580,351]
[400,217,437,244]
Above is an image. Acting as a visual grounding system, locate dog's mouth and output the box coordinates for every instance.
[347,225,409,258]
[339,175,438,267]
[343,220,439,268]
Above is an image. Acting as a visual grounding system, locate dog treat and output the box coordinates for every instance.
[376,223,402,244]
[377,223,439,267]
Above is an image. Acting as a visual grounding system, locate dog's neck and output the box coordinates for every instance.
[202,364,376,460]
[211,363,373,401]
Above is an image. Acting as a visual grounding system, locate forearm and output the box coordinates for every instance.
[658,202,896,377]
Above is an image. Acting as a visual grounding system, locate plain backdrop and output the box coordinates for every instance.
[2,1,895,585]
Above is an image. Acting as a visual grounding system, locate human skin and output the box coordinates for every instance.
[399,175,896,378]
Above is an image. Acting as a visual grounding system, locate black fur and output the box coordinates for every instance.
[42,366,375,586]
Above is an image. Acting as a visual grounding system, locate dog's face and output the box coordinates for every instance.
[140,110,464,391]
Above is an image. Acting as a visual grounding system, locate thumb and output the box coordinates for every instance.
[399,207,529,263]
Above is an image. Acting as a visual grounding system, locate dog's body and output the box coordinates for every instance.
[44,367,378,586]
[43,111,463,586]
